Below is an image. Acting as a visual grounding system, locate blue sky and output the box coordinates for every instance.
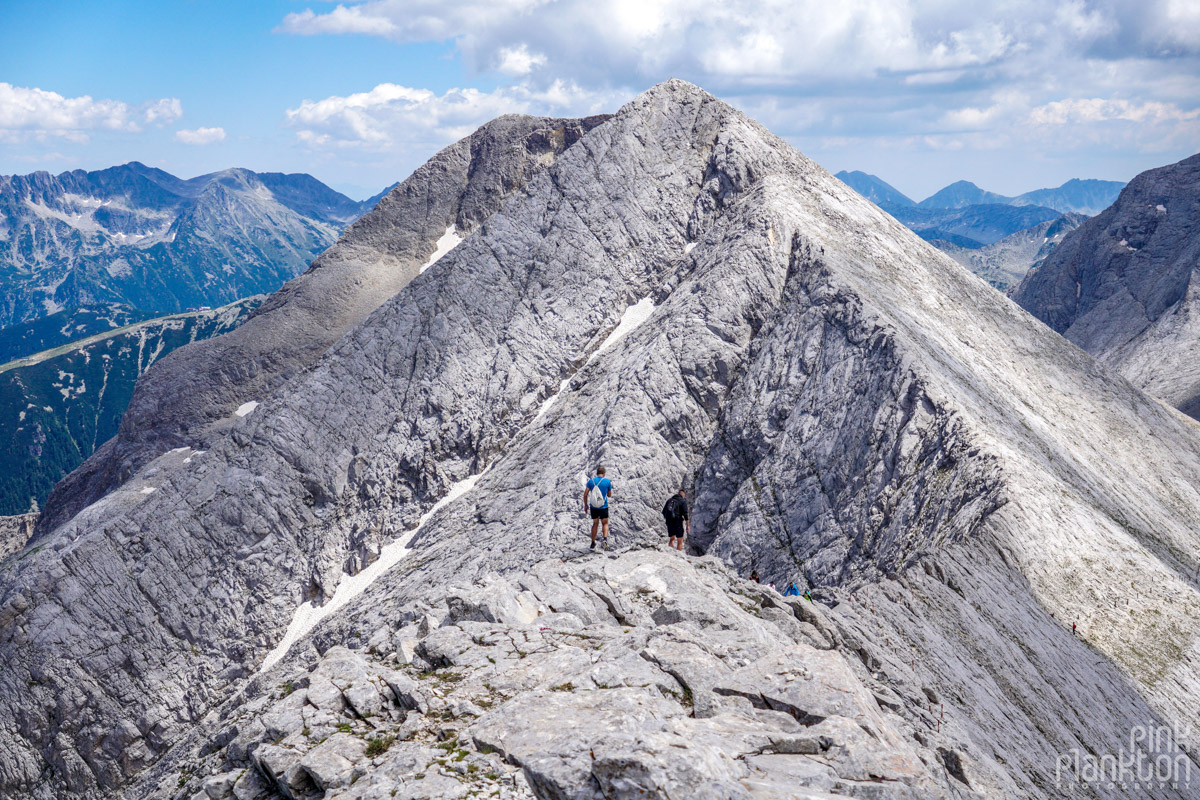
[2,0,1198,201]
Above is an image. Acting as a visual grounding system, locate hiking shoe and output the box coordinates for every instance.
[602,538,609,551]
[590,541,596,551]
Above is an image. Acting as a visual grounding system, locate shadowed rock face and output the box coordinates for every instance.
[1012,152,1200,416]
[34,113,610,537]
[4,82,1200,800]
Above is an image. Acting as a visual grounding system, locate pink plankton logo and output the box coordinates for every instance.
[1056,724,1193,790]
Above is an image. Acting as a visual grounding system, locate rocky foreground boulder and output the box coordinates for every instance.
[134,549,983,800]
[3,81,1200,800]
[1012,152,1200,417]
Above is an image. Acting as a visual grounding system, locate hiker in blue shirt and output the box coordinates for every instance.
[584,466,614,551]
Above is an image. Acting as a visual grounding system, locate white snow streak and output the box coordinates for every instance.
[534,297,657,422]
[534,379,571,422]
[234,401,259,418]
[591,297,656,361]
[259,472,483,672]
[139,486,157,495]
[684,242,697,254]
[420,226,461,273]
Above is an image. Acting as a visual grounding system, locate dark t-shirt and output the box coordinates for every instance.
[663,494,688,521]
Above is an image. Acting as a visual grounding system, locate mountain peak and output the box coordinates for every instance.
[835,170,915,210]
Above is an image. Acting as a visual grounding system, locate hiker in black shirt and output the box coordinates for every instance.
[662,488,689,551]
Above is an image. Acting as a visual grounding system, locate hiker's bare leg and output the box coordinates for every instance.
[675,537,683,551]
[590,518,599,543]
[601,518,609,542]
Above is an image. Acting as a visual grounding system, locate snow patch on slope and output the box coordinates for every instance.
[591,297,656,361]
[260,472,484,672]
[420,226,461,273]
[234,401,259,418]
[535,297,658,422]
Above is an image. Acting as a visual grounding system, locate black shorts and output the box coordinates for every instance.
[666,519,685,538]
[590,507,609,520]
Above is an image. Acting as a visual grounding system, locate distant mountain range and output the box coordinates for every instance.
[0,162,375,331]
[0,163,385,515]
[888,203,1064,249]
[835,171,1125,283]
[933,213,1087,291]
[836,171,1125,215]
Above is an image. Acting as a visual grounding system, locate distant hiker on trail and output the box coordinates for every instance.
[784,582,800,597]
[751,569,760,583]
[661,488,689,551]
[584,466,614,551]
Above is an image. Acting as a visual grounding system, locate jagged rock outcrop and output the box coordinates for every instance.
[34,113,609,535]
[0,514,35,559]
[1012,152,1200,417]
[2,81,1200,800]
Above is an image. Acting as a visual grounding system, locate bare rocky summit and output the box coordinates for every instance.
[3,81,1200,800]
[1012,152,1200,416]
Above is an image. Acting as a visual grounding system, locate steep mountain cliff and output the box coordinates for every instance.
[0,298,261,516]
[2,81,1199,800]
[0,163,370,330]
[1012,152,1200,417]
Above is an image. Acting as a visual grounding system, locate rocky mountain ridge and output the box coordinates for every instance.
[2,81,1199,800]
[33,112,610,537]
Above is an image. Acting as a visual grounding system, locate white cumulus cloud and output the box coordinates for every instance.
[285,80,617,150]
[0,83,182,141]
[1029,98,1200,125]
[274,0,1200,195]
[175,126,227,145]
[495,44,546,76]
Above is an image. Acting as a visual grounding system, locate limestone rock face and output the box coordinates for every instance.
[3,81,1200,800]
[35,113,609,535]
[1012,152,1200,415]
